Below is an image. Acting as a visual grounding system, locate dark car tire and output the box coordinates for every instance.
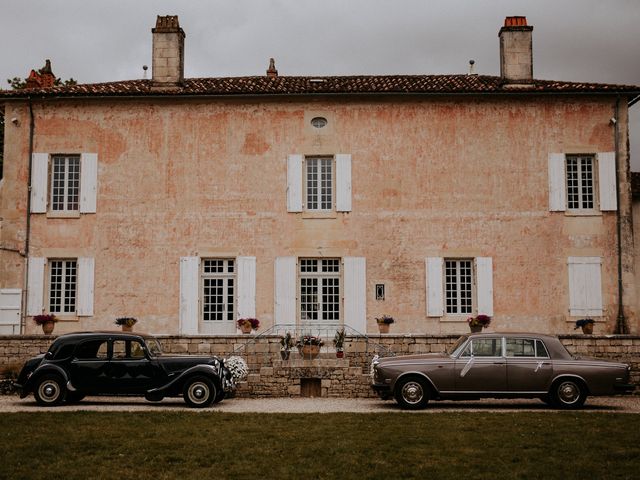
[213,389,226,404]
[183,376,216,408]
[65,392,85,404]
[394,376,430,410]
[550,378,587,409]
[33,374,67,406]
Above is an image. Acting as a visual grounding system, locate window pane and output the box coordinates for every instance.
[49,259,76,314]
[306,157,333,211]
[536,340,549,358]
[201,259,235,323]
[566,155,594,210]
[506,338,536,357]
[300,257,340,322]
[51,155,80,211]
[472,338,502,357]
[445,259,473,314]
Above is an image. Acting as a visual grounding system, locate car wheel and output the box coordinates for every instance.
[213,389,226,404]
[34,374,67,406]
[394,376,430,410]
[183,376,216,408]
[551,379,587,409]
[65,392,85,404]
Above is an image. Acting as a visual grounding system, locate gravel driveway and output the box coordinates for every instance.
[1,394,638,413]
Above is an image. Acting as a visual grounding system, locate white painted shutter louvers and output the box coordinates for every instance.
[27,257,46,316]
[286,155,303,212]
[236,256,256,319]
[476,257,494,316]
[336,154,352,212]
[179,257,200,335]
[274,257,297,328]
[598,152,617,211]
[548,153,566,211]
[343,257,366,333]
[426,257,444,317]
[76,257,95,316]
[30,153,48,213]
[80,153,98,213]
[568,257,603,316]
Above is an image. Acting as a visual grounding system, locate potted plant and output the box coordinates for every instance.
[296,335,324,359]
[279,331,295,360]
[467,314,491,333]
[376,315,394,334]
[115,317,138,332]
[575,318,595,334]
[333,328,346,358]
[237,318,259,334]
[33,314,58,335]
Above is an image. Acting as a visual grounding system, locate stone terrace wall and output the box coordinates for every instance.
[1,335,638,398]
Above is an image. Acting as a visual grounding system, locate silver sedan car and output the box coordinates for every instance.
[371,333,634,410]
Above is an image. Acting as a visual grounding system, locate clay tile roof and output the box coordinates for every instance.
[1,74,638,99]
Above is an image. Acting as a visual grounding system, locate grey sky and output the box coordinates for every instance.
[2,0,639,167]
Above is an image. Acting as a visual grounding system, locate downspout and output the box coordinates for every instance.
[21,98,35,333]
[614,97,629,334]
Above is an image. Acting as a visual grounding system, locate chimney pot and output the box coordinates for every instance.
[266,58,278,78]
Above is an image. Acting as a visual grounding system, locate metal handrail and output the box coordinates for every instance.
[231,323,396,358]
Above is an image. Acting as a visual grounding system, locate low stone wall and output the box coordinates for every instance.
[1,334,638,398]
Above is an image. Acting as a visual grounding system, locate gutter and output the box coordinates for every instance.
[21,97,35,334]
[614,97,629,334]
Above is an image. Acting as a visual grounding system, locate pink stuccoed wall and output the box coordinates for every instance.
[0,94,636,335]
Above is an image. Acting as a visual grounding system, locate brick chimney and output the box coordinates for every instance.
[266,58,278,78]
[151,15,185,88]
[499,16,533,84]
[25,59,56,89]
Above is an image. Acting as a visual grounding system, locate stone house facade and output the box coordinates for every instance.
[1,16,639,337]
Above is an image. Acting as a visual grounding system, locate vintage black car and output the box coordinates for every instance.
[15,332,239,408]
[372,333,635,410]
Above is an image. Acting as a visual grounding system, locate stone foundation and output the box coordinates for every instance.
[1,334,638,397]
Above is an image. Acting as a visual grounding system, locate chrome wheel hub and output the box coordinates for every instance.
[558,382,580,404]
[39,381,60,402]
[188,383,209,403]
[401,381,424,404]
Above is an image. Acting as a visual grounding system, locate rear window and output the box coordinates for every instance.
[75,340,109,359]
[506,338,550,358]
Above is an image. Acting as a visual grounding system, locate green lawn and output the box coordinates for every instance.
[1,412,638,480]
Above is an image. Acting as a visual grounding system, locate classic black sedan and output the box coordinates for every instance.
[371,332,635,410]
[15,332,241,408]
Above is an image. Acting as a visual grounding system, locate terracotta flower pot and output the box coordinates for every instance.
[336,350,344,358]
[469,325,483,333]
[240,323,252,334]
[299,344,320,359]
[41,321,55,335]
[122,325,133,332]
[378,323,390,334]
[581,323,594,334]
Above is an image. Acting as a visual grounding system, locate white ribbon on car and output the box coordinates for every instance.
[460,357,474,378]
[534,361,544,373]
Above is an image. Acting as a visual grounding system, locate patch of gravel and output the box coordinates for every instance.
[0,394,638,413]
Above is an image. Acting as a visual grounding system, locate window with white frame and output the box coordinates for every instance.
[445,259,473,315]
[305,157,333,211]
[49,259,77,314]
[201,259,235,323]
[566,154,595,210]
[299,258,340,322]
[51,155,81,211]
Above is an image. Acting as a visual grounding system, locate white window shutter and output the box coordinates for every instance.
[27,257,46,315]
[179,257,200,335]
[476,257,494,316]
[274,257,296,327]
[598,152,617,211]
[77,257,95,316]
[426,257,444,317]
[30,153,48,213]
[80,153,98,213]
[343,257,366,332]
[548,153,566,211]
[287,155,303,212]
[237,256,256,319]
[568,257,603,316]
[336,154,352,212]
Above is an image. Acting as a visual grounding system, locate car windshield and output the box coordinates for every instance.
[447,335,468,356]
[144,337,163,357]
